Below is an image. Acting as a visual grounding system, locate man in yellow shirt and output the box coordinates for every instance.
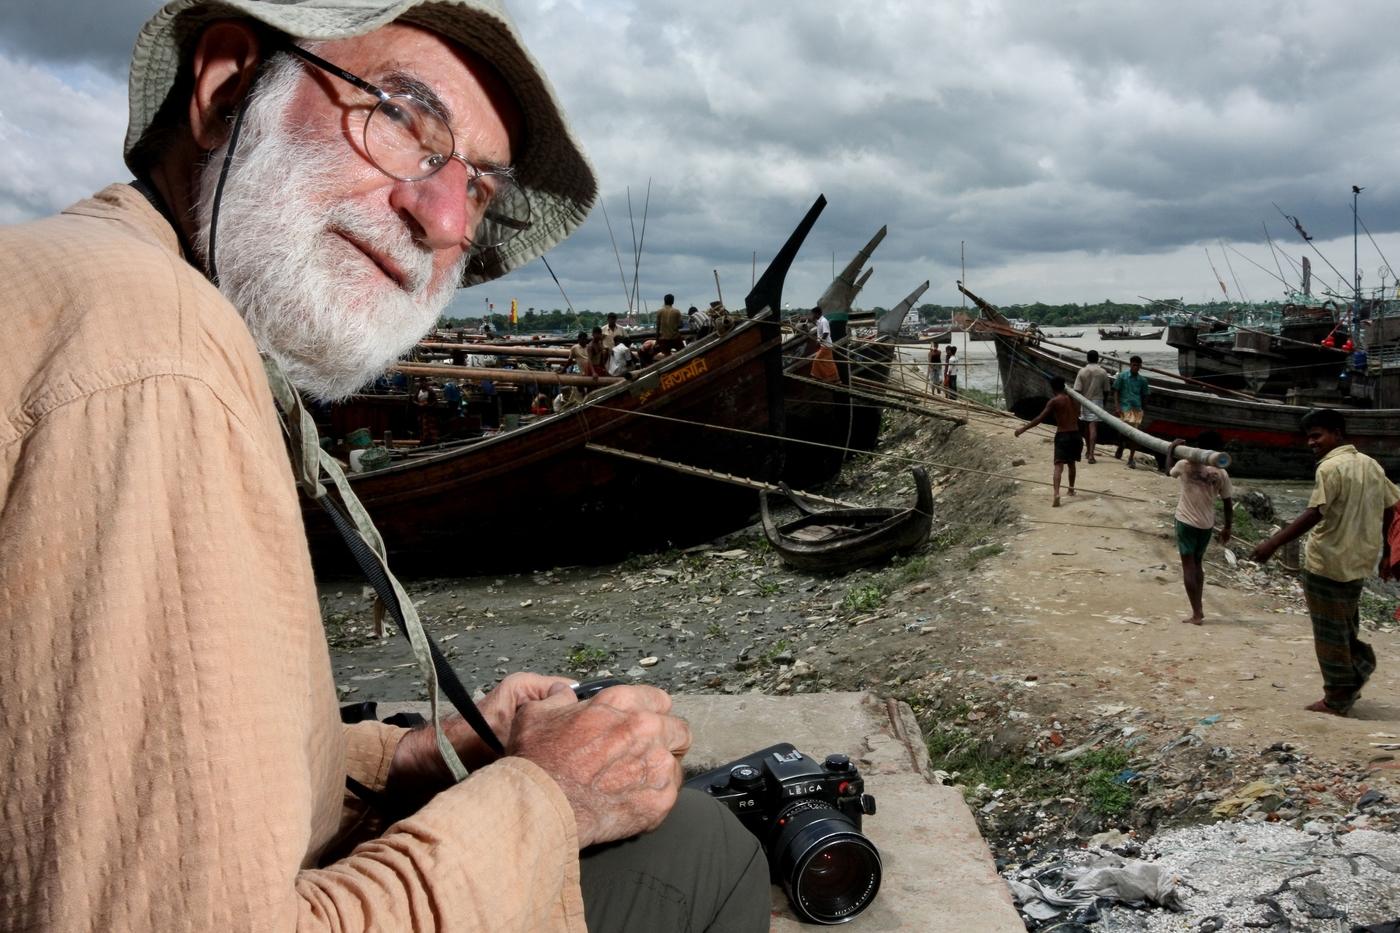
[1252,409,1399,715]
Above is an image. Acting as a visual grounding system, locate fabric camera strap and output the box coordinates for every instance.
[260,356,503,795]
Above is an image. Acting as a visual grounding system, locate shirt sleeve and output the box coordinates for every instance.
[1217,469,1233,500]
[0,374,584,933]
[1307,461,1334,511]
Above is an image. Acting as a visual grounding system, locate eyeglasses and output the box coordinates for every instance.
[282,43,532,251]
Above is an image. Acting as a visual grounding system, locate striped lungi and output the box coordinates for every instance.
[1302,571,1376,713]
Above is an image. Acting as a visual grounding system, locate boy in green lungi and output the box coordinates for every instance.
[1168,431,1233,625]
[1251,409,1399,715]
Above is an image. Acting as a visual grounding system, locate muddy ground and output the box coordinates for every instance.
[323,397,1400,884]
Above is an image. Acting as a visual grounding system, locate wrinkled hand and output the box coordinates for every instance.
[388,672,576,802]
[509,684,691,848]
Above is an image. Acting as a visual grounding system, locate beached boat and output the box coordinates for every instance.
[778,229,922,489]
[962,285,1400,480]
[761,467,934,572]
[303,197,827,573]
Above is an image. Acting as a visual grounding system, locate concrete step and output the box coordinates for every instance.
[378,691,1022,931]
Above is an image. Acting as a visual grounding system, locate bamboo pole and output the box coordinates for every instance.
[1066,387,1229,468]
[392,362,623,388]
[586,443,862,508]
[418,341,571,358]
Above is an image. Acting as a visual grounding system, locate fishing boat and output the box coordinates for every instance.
[302,197,827,573]
[1048,331,1084,339]
[778,228,922,489]
[760,467,934,573]
[962,284,1400,480]
[1098,325,1164,341]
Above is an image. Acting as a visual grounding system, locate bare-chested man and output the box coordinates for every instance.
[1014,376,1083,507]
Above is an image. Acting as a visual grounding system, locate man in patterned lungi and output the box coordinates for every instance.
[1251,409,1399,715]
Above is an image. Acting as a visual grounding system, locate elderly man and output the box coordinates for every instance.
[0,2,767,931]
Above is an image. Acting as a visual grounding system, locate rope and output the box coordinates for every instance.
[584,444,862,508]
[590,404,1152,503]
[784,372,968,425]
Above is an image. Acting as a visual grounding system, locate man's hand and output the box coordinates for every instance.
[1218,527,1232,545]
[1013,426,1025,437]
[508,684,691,848]
[1249,540,1277,563]
[387,672,576,803]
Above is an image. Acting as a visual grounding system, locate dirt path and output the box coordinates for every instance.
[967,413,1399,765]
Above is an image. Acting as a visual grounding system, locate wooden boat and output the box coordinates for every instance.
[778,228,922,490]
[761,467,934,572]
[303,196,827,574]
[1098,326,1164,340]
[963,285,1400,480]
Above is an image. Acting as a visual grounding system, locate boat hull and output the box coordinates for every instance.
[304,317,785,574]
[993,333,1400,480]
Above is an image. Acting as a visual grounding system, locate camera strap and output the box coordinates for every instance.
[261,356,504,789]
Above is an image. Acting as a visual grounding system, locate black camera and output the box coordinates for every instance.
[685,743,880,925]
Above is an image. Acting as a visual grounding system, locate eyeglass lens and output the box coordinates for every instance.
[365,96,531,250]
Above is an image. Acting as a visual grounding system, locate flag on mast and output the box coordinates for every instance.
[509,298,518,326]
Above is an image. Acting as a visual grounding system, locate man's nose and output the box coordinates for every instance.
[387,162,482,251]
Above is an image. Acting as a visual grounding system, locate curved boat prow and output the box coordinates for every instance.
[817,225,887,319]
[746,195,827,318]
[878,280,930,338]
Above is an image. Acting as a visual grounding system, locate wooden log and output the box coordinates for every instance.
[418,341,570,358]
[1066,387,1229,468]
[392,362,623,388]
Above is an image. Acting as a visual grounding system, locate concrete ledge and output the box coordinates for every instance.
[378,692,1021,931]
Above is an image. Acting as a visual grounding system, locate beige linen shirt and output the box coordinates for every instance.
[1305,444,1400,582]
[0,185,586,932]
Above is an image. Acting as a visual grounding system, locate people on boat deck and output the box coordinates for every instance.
[1112,355,1151,468]
[656,293,685,353]
[586,326,610,376]
[688,304,712,339]
[1250,409,1399,717]
[809,305,840,382]
[601,311,624,350]
[943,344,959,399]
[564,330,590,376]
[928,342,942,394]
[531,392,552,416]
[1167,431,1233,626]
[1073,349,1112,464]
[608,335,639,376]
[0,1,767,930]
[1014,375,1082,507]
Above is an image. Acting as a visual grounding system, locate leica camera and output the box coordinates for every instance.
[685,743,880,925]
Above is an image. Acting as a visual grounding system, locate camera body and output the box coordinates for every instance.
[686,743,880,925]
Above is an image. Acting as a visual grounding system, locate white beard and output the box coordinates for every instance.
[194,54,466,402]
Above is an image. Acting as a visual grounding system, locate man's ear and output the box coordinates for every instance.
[188,21,265,151]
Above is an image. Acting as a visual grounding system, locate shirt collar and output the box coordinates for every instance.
[1319,443,1357,463]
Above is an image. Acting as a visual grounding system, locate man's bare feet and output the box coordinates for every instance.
[1052,496,1061,507]
[1127,458,1137,469]
[1180,616,1203,625]
[1087,455,1097,464]
[1068,488,1076,496]
[1304,699,1346,717]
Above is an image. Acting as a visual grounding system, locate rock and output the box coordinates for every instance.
[1088,828,1126,849]
[638,656,659,668]
[1240,490,1275,522]
[1011,458,1027,467]
[1303,819,1331,835]
[625,666,648,678]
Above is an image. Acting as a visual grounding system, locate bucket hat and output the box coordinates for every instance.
[125,0,596,285]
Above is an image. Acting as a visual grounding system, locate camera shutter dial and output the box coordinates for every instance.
[728,764,764,792]
[823,753,852,772]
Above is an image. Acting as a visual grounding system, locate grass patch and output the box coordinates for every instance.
[1225,502,1259,543]
[757,579,783,597]
[704,621,729,641]
[959,387,1002,409]
[1071,748,1135,816]
[566,644,612,671]
[760,639,792,665]
[890,554,931,588]
[842,582,887,613]
[963,542,1004,569]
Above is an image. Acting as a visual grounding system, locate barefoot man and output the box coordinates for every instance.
[1168,431,1233,625]
[1015,376,1081,507]
[1250,408,1398,716]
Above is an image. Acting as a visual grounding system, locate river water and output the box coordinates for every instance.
[896,328,1180,398]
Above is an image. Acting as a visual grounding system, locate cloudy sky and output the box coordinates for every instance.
[4,0,1400,318]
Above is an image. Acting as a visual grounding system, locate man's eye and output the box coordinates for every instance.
[380,102,412,127]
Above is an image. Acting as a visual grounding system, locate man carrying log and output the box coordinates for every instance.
[1168,431,1233,625]
[1014,376,1082,507]
[0,2,768,930]
[1250,409,1399,716]
[1073,349,1112,464]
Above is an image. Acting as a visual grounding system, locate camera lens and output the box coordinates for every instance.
[770,801,881,924]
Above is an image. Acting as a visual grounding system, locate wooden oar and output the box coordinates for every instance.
[418,341,571,358]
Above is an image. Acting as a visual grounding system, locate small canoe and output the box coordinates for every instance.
[761,467,934,573]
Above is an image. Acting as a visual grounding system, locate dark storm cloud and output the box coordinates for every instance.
[7,0,1400,309]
